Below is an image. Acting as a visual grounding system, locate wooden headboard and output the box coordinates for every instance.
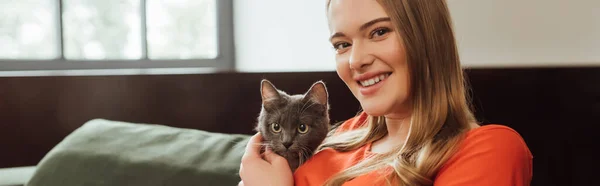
[1,66,598,186]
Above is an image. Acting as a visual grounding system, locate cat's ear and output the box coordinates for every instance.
[305,80,328,106]
[261,79,281,103]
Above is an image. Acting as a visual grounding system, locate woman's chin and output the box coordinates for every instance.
[358,96,409,118]
[360,104,389,117]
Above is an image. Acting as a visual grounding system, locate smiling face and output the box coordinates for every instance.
[327,0,411,118]
[322,0,477,184]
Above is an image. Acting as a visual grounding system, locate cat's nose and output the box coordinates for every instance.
[283,142,293,149]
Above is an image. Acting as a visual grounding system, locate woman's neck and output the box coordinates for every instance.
[384,116,411,141]
[370,114,412,153]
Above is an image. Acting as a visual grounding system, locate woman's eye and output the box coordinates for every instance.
[271,123,282,133]
[297,124,309,134]
[333,42,351,51]
[371,27,390,38]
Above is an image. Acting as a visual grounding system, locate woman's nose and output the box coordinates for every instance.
[348,42,374,70]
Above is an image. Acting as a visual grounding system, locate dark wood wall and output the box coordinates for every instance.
[1,67,598,186]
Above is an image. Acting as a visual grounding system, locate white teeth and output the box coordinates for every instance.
[360,73,389,87]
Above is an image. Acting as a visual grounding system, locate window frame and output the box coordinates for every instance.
[0,0,235,72]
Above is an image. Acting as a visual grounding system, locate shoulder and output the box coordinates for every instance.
[460,124,532,158]
[435,124,533,185]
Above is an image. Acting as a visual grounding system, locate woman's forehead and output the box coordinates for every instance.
[327,0,389,33]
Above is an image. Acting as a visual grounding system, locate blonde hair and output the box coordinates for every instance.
[320,0,477,185]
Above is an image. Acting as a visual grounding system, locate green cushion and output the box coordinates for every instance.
[26,119,250,186]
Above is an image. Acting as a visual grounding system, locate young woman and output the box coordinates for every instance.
[238,0,533,185]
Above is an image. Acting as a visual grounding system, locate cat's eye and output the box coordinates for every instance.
[298,124,309,134]
[271,123,282,133]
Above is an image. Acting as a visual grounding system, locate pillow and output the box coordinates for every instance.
[26,119,250,186]
[0,166,36,185]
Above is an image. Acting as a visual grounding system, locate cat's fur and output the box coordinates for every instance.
[255,79,330,172]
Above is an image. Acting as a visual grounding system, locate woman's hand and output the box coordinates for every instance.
[238,133,293,186]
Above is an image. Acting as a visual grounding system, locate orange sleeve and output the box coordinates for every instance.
[434,125,533,186]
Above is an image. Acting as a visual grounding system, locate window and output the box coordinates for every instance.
[62,0,143,60]
[0,0,234,71]
[146,0,218,59]
[0,0,60,60]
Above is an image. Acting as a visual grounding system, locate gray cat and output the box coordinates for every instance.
[255,79,330,172]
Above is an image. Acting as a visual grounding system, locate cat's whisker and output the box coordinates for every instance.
[303,150,310,162]
[298,152,305,166]
[297,145,313,166]
[299,101,317,116]
[302,145,313,155]
[301,151,308,163]
[259,143,272,148]
[296,98,303,116]
[299,98,311,114]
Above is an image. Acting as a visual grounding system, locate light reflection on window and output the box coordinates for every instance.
[0,0,60,59]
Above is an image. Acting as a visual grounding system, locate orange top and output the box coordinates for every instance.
[294,112,533,186]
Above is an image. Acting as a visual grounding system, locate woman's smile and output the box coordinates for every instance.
[356,72,392,96]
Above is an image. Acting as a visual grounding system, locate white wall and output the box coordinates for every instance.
[234,0,600,72]
[449,0,600,68]
[233,1,335,72]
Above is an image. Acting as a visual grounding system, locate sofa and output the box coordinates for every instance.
[1,68,598,186]
[1,119,250,186]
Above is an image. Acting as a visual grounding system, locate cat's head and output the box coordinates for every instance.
[255,79,330,163]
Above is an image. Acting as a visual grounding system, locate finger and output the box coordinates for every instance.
[263,147,285,164]
[263,146,275,163]
[265,147,291,168]
[241,133,263,161]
